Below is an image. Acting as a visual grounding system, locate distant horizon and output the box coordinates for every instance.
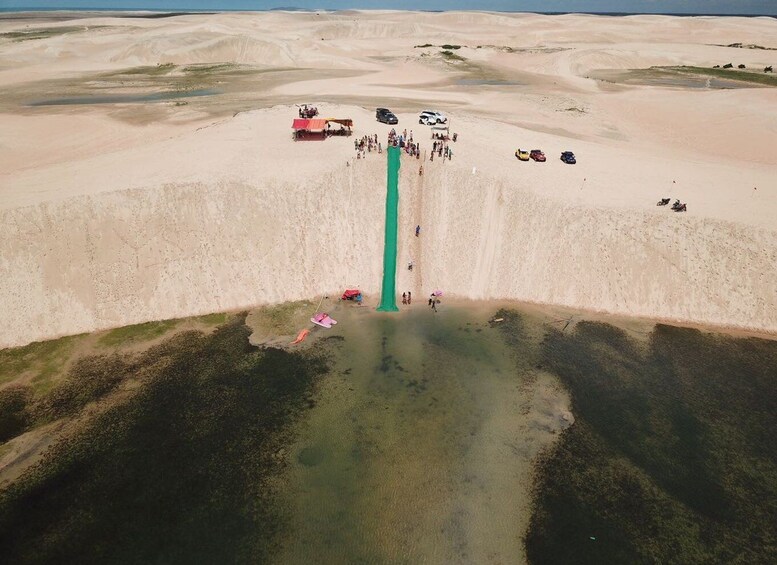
[3,8,777,18]
[2,1,776,18]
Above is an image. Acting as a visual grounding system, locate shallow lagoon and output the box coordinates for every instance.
[0,302,775,563]
[277,305,569,563]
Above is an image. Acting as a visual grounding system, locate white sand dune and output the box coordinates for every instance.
[0,11,776,347]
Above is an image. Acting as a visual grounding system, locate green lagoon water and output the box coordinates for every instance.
[0,304,775,564]
[276,306,567,563]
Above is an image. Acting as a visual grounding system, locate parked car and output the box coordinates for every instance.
[376,108,398,124]
[515,149,530,161]
[560,151,576,164]
[530,149,546,162]
[419,110,447,124]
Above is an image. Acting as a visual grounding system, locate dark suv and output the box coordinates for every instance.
[560,151,576,164]
[376,107,398,124]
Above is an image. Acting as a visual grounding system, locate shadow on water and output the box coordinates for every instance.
[525,321,777,564]
[26,88,220,106]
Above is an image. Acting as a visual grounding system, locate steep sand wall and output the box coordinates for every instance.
[2,160,776,348]
[398,164,777,332]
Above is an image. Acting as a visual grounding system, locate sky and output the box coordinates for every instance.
[1,0,775,16]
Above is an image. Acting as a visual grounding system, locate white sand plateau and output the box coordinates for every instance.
[1,11,776,347]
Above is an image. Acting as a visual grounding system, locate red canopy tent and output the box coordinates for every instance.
[292,118,327,131]
[292,118,329,140]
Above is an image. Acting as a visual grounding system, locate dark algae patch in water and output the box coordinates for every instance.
[525,321,777,564]
[0,314,328,563]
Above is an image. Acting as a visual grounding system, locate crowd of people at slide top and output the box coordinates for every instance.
[353,129,457,165]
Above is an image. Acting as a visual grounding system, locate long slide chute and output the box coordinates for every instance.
[377,146,401,312]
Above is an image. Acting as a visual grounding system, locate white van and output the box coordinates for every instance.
[419,111,447,125]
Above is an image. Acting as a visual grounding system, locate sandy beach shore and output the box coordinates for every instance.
[1,10,776,347]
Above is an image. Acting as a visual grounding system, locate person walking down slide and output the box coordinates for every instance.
[416,225,420,237]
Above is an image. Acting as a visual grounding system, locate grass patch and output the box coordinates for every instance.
[196,312,230,327]
[0,335,82,390]
[718,42,777,50]
[658,65,777,86]
[1,354,136,442]
[524,321,777,564]
[98,320,179,348]
[0,315,329,562]
[441,50,467,62]
[249,301,314,338]
[0,387,34,443]
[0,26,88,42]
[36,355,132,421]
[182,63,239,74]
[414,44,462,50]
[114,63,177,76]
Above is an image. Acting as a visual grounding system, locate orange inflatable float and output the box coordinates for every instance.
[291,328,310,345]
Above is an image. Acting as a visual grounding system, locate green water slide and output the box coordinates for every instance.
[376,146,401,312]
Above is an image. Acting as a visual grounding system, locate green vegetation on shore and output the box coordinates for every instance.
[521,321,777,564]
[98,319,179,348]
[0,314,329,562]
[0,335,83,392]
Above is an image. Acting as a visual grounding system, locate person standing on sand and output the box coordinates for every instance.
[408,291,412,304]
[416,225,420,237]
[402,292,407,305]
[428,297,433,307]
